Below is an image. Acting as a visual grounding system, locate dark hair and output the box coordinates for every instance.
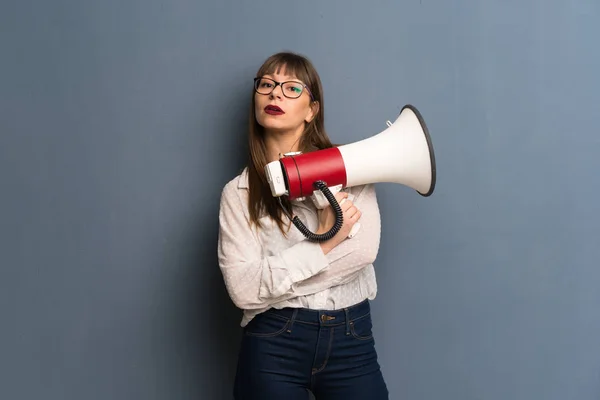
[246,51,334,235]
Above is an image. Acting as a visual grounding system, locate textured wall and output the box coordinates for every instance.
[1,1,598,399]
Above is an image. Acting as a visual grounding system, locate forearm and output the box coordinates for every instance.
[218,239,330,310]
[290,183,382,296]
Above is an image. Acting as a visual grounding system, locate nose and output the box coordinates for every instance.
[269,83,283,99]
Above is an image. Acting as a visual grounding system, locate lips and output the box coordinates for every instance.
[264,105,284,115]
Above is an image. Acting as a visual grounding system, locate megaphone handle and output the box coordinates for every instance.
[348,223,360,239]
[338,194,360,239]
[279,180,344,242]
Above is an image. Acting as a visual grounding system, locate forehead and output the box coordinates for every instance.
[261,64,304,82]
[263,72,300,82]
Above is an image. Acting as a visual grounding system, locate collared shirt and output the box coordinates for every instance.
[217,167,381,327]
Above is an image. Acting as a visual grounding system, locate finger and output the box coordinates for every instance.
[336,193,348,206]
[339,199,351,212]
[335,191,348,201]
[349,209,362,221]
[345,205,359,218]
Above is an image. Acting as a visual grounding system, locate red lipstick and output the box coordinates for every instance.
[265,105,284,115]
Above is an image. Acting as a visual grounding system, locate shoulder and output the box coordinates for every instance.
[221,167,248,192]
[220,167,249,204]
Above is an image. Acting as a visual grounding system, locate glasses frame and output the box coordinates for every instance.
[253,77,315,101]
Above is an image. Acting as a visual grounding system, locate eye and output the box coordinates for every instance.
[285,84,303,93]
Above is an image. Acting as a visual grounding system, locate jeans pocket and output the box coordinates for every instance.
[349,313,374,340]
[244,311,290,338]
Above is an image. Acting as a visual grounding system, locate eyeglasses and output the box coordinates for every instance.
[254,77,314,100]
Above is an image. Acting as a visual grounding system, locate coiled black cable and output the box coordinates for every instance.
[279,180,343,242]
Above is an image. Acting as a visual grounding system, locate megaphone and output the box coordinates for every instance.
[265,104,436,242]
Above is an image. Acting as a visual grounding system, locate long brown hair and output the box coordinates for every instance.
[246,51,334,235]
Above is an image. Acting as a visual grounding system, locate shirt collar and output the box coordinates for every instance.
[238,167,249,189]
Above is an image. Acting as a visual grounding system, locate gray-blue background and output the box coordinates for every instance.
[2,1,599,399]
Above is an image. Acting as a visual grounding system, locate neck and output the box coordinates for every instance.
[264,127,304,162]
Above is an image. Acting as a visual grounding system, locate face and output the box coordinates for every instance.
[254,70,317,136]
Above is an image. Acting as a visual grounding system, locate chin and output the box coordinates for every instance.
[257,117,288,131]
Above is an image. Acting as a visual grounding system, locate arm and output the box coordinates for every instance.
[217,181,331,310]
[293,183,381,291]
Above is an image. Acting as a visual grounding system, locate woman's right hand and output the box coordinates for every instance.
[315,191,362,254]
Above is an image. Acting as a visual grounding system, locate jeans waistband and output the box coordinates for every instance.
[266,299,371,327]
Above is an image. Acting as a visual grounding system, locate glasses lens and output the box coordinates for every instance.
[255,78,275,94]
[281,82,304,98]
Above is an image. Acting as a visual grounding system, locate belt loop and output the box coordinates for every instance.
[344,308,351,336]
[286,309,298,333]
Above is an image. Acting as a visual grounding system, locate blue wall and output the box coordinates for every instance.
[1,1,598,399]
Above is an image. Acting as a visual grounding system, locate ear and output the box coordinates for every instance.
[305,101,320,123]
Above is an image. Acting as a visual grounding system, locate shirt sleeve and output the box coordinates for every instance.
[290,183,381,295]
[217,180,382,311]
[217,180,331,310]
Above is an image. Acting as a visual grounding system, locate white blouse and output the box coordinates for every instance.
[217,167,381,327]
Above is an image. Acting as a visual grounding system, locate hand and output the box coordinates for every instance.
[316,191,362,254]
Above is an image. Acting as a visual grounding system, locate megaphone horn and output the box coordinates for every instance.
[265,104,437,242]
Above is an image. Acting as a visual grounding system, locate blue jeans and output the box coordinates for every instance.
[233,299,389,399]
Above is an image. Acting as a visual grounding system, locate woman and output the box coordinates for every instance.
[218,51,389,399]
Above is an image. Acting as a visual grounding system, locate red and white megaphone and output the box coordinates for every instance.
[265,104,437,242]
